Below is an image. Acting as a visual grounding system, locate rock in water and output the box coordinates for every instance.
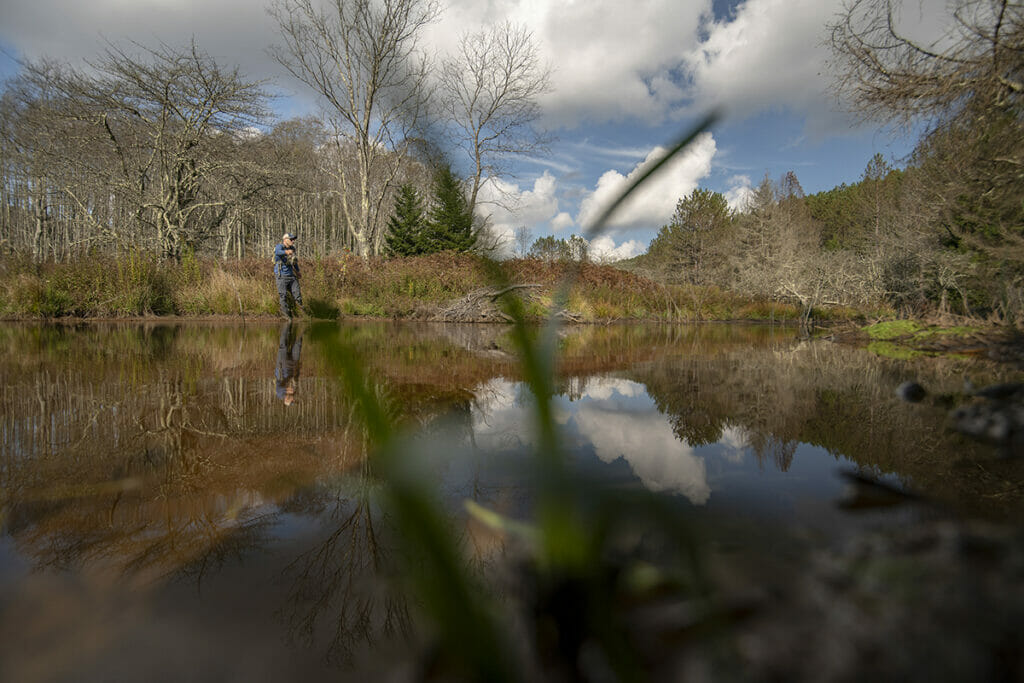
[896,380,927,403]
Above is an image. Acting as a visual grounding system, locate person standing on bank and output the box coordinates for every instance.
[274,232,305,318]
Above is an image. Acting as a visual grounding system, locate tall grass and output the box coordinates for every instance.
[0,249,178,317]
[0,248,861,323]
[308,114,733,679]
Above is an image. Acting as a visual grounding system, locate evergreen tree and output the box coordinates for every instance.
[566,234,589,262]
[645,188,733,284]
[385,184,427,256]
[424,165,477,252]
[527,235,571,262]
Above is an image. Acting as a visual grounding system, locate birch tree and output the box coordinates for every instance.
[270,0,440,258]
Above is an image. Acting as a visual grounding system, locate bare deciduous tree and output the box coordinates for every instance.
[829,0,1024,318]
[4,42,272,261]
[439,21,551,216]
[514,225,532,257]
[828,0,1023,126]
[270,0,440,258]
[92,41,271,260]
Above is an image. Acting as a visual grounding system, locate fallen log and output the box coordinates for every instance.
[440,284,543,322]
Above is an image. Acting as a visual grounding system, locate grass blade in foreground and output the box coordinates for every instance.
[314,112,721,680]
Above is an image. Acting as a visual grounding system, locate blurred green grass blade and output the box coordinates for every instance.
[465,499,539,546]
[529,113,721,572]
[308,112,722,680]
[387,462,518,682]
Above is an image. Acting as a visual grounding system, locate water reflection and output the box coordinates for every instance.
[471,378,712,504]
[275,321,303,406]
[1,321,1022,679]
[2,322,1022,560]
[278,480,411,665]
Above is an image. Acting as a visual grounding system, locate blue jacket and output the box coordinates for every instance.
[274,243,301,278]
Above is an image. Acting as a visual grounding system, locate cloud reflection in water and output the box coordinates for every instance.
[471,377,715,505]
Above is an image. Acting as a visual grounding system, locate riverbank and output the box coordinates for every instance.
[0,252,848,324]
[825,318,1024,366]
[8,253,1023,365]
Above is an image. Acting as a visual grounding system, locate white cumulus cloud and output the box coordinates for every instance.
[576,132,716,233]
[589,236,644,263]
[551,212,575,233]
[534,0,708,126]
[469,376,712,503]
[724,174,754,211]
[578,377,643,401]
[679,0,957,136]
[0,0,950,138]
[0,0,287,84]
[718,424,750,464]
[476,171,562,251]
[423,0,711,127]
[573,401,710,504]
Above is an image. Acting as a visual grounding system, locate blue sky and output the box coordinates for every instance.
[0,0,941,260]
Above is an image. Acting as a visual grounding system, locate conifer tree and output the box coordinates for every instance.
[385,184,427,256]
[424,165,477,252]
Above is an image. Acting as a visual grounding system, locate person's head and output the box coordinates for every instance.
[283,232,297,247]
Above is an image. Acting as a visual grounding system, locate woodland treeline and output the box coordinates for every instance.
[0,0,1020,322]
[0,0,548,262]
[0,43,419,262]
[631,0,1023,322]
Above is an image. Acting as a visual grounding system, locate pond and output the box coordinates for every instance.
[1,321,1021,680]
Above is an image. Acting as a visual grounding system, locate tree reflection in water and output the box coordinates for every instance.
[276,382,417,665]
[279,477,410,663]
[0,321,1022,679]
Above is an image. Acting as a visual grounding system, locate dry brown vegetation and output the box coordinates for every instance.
[0,251,823,323]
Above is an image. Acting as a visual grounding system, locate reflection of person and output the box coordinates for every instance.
[276,321,303,406]
[274,232,304,319]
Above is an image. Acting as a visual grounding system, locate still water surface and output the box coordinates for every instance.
[1,321,1020,680]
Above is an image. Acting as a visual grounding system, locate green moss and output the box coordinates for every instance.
[863,320,923,340]
[911,325,980,341]
[867,340,926,359]
[343,300,386,317]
